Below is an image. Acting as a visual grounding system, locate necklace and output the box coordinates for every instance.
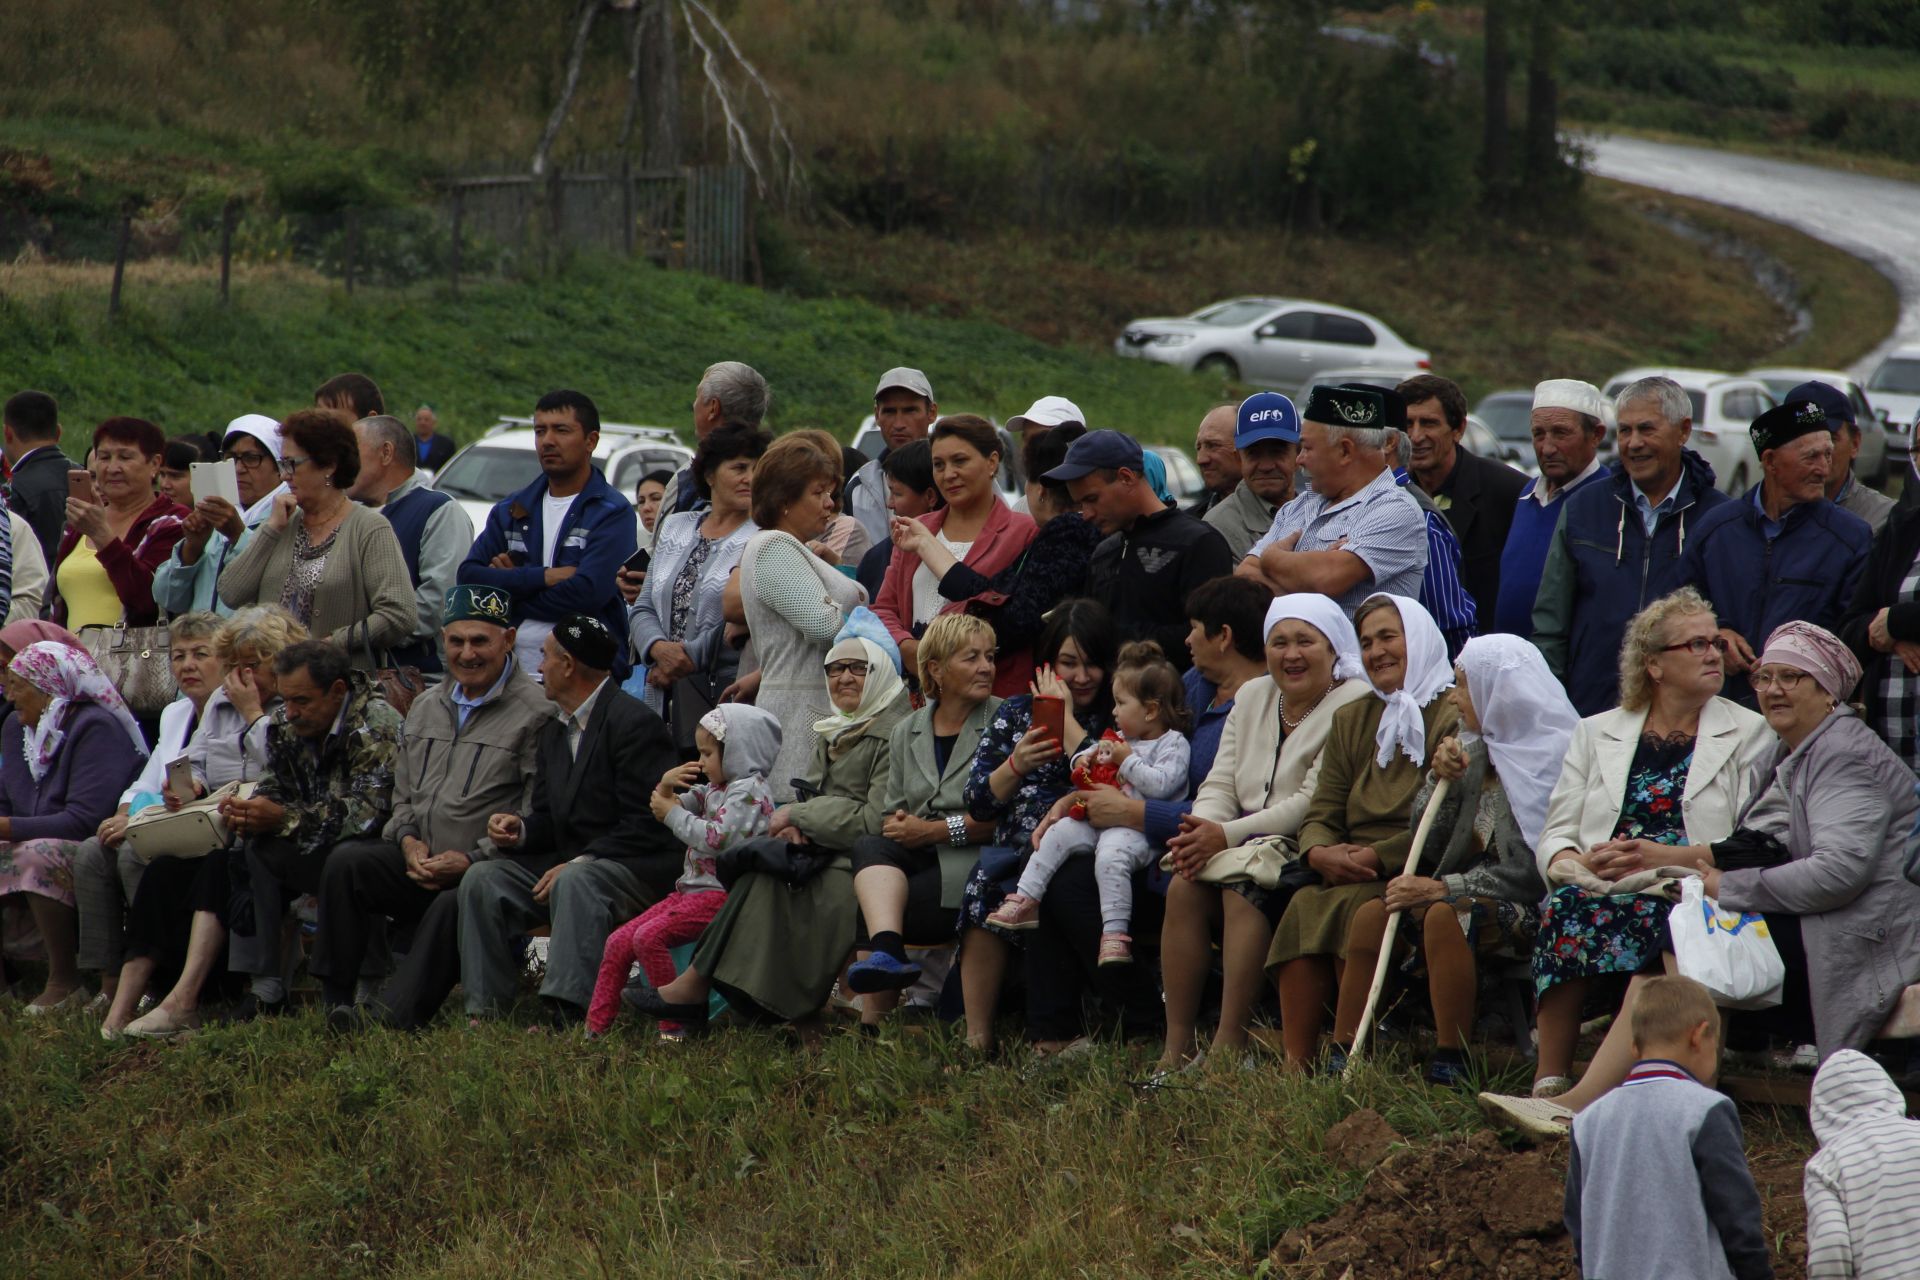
[1279,677,1336,731]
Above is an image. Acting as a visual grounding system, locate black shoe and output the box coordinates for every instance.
[219,993,287,1025]
[545,998,586,1031]
[620,982,709,1029]
[326,1003,378,1036]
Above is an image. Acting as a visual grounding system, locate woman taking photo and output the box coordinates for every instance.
[875,415,1035,687]
[52,417,188,631]
[218,408,414,663]
[628,424,768,732]
[625,633,909,1030]
[1266,593,1459,1071]
[0,642,147,1012]
[1329,634,1573,1085]
[732,431,866,801]
[1155,592,1370,1074]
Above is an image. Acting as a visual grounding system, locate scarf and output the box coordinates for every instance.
[9,640,150,781]
[1263,593,1364,682]
[1361,593,1453,768]
[0,620,82,657]
[1455,634,1580,850]
[1758,620,1861,703]
[812,637,905,753]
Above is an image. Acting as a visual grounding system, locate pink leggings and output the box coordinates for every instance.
[585,889,727,1034]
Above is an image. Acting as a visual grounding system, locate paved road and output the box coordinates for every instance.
[1583,133,1920,379]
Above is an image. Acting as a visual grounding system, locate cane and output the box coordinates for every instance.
[1344,776,1451,1077]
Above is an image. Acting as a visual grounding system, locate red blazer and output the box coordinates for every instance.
[53,493,190,627]
[873,499,1036,646]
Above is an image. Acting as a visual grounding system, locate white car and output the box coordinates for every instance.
[1746,368,1890,485]
[431,419,692,536]
[1600,368,1778,494]
[1866,346,1920,462]
[1114,296,1431,388]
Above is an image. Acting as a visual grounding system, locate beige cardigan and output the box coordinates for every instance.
[217,503,416,661]
[1189,675,1372,846]
[1534,695,1772,880]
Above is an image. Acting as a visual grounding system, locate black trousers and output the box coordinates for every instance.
[309,838,442,1008]
[1025,856,1165,1043]
[850,835,953,947]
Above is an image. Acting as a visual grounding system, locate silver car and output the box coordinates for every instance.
[1114,296,1431,388]
[1866,345,1920,463]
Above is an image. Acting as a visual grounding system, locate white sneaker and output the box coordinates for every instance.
[1478,1091,1573,1139]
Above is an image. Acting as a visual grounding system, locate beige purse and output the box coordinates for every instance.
[82,620,175,716]
[125,781,255,865]
[1161,833,1298,889]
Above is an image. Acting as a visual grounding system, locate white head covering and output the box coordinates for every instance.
[1454,634,1580,850]
[812,637,905,749]
[1263,593,1364,682]
[222,413,289,526]
[1532,378,1617,430]
[1359,594,1454,768]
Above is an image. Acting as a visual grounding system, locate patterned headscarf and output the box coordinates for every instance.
[1759,620,1862,703]
[8,640,150,781]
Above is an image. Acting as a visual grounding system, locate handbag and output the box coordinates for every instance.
[667,640,726,757]
[125,781,256,864]
[82,620,174,716]
[356,620,422,716]
[1162,833,1298,889]
[1668,875,1785,1010]
[714,835,834,890]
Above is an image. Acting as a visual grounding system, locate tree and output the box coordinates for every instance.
[1482,0,1512,203]
[1523,0,1561,189]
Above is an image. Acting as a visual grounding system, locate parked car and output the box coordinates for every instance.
[1600,368,1777,494]
[1746,367,1889,485]
[432,418,692,536]
[850,416,1024,501]
[1114,296,1430,388]
[1866,345,1920,463]
[1471,388,1549,477]
[1147,445,1207,505]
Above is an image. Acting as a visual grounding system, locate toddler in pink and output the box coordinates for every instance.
[585,703,781,1036]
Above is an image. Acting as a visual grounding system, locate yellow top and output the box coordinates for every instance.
[57,539,124,630]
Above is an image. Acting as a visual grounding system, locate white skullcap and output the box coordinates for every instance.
[1532,379,1615,430]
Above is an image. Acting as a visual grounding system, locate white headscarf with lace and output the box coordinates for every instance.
[1263,593,1364,683]
[1359,594,1454,768]
[1455,634,1580,850]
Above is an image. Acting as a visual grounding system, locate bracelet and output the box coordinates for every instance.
[946,813,968,847]
[1006,757,1024,780]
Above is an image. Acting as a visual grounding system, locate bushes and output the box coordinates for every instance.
[1572,29,1794,111]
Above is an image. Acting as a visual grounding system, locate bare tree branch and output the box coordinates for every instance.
[532,0,607,176]
[678,0,808,206]
[617,0,650,153]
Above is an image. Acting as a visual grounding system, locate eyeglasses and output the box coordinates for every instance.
[824,660,871,678]
[226,450,273,471]
[276,454,310,477]
[1749,668,1809,693]
[1658,636,1728,656]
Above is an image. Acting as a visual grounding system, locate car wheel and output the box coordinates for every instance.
[1194,354,1239,383]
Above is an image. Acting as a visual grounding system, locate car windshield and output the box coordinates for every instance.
[1191,300,1277,328]
[1870,358,1920,396]
[1476,394,1534,441]
[433,445,545,502]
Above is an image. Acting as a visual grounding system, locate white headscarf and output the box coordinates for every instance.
[1359,594,1453,768]
[812,637,905,750]
[1263,593,1364,682]
[1454,634,1580,850]
[223,414,289,527]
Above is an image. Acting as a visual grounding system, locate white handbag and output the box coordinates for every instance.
[125,781,255,865]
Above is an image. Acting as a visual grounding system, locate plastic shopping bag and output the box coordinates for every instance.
[1668,876,1785,1010]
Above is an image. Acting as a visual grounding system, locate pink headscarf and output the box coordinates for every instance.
[8,640,150,781]
[0,620,81,657]
[1759,621,1862,702]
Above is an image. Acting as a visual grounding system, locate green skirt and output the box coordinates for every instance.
[692,855,856,1022]
[1265,881,1386,970]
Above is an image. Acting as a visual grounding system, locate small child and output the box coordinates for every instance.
[1804,1048,1920,1280]
[986,641,1191,966]
[1564,975,1774,1280]
[584,704,781,1038]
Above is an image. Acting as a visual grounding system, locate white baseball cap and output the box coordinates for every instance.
[1006,395,1087,434]
[874,367,934,401]
[222,413,285,461]
[1532,379,1616,430]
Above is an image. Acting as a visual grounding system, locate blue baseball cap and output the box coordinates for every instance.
[1043,428,1145,481]
[1236,392,1300,447]
[1784,380,1854,429]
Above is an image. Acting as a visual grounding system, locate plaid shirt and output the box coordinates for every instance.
[255,672,404,862]
[1881,553,1920,775]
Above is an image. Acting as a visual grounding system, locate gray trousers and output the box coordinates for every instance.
[73,836,145,973]
[457,858,655,1014]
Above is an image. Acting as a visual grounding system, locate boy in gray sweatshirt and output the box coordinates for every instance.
[1563,974,1774,1280]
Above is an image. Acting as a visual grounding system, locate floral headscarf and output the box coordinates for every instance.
[9,640,150,781]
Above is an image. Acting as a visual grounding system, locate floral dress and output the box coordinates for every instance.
[957,693,1111,942]
[1531,731,1694,995]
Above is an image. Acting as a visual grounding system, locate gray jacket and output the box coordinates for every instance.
[1717,708,1920,1060]
[881,696,1000,908]
[384,664,550,857]
[1408,739,1545,909]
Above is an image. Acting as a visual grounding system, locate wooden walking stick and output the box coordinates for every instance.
[1344,777,1451,1077]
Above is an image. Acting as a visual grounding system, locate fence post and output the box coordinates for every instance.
[219,197,237,305]
[108,200,134,319]
[449,185,464,297]
[344,209,360,295]
[883,137,897,234]
[621,156,636,258]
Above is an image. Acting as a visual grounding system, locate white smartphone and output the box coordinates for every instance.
[164,755,195,805]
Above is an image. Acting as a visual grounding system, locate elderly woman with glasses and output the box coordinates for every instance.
[217,409,413,664]
[154,414,290,616]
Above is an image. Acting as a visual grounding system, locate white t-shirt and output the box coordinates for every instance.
[515,491,581,676]
[910,534,971,627]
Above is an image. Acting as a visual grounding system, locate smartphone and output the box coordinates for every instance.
[164,755,195,805]
[623,548,651,574]
[67,469,97,507]
[1030,694,1065,744]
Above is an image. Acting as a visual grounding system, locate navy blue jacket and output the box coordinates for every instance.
[1682,490,1870,706]
[457,466,636,678]
[1534,451,1730,715]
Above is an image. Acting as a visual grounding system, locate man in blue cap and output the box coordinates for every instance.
[1792,379,1895,535]
[1201,393,1299,559]
[1048,428,1235,668]
[1681,397,1871,706]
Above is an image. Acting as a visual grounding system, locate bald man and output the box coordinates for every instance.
[1188,405,1242,519]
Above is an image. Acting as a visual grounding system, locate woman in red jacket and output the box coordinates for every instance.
[52,417,187,631]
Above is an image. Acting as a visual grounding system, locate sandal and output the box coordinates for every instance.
[1531,1075,1575,1099]
[1478,1091,1574,1140]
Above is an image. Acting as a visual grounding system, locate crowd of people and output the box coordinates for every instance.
[5,359,1920,1276]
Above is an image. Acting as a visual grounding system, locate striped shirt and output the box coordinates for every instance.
[1807,1049,1920,1279]
[1394,471,1477,656]
[1247,465,1428,614]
